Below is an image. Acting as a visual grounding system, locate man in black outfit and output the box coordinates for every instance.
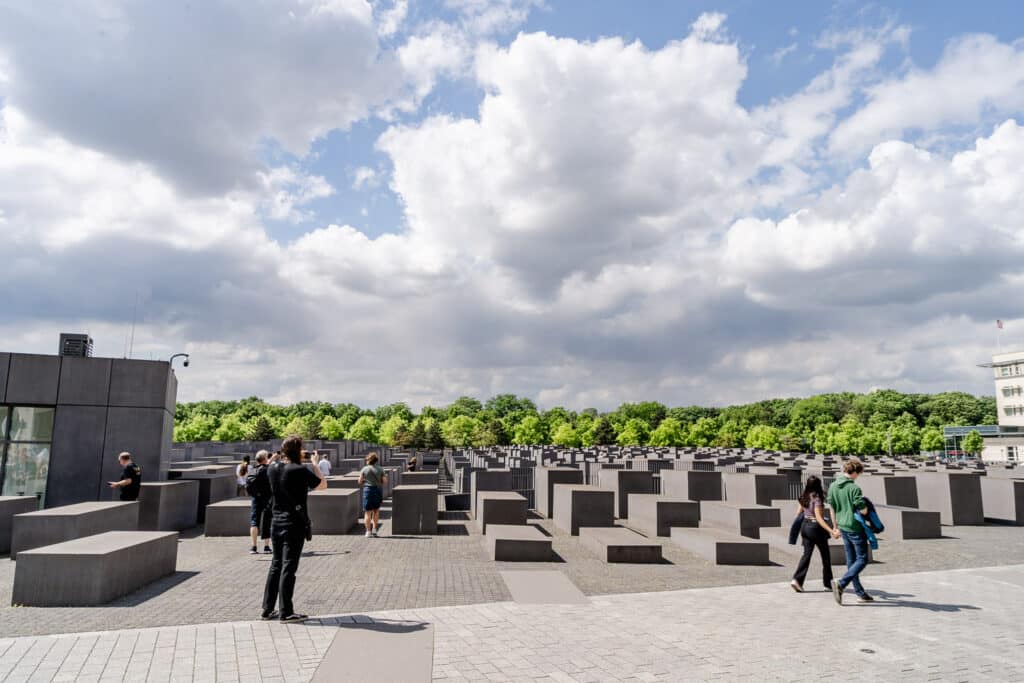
[108,452,142,501]
[262,435,325,623]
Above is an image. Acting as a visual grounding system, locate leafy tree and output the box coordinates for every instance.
[212,414,246,442]
[666,406,719,428]
[485,394,537,418]
[688,417,720,447]
[610,402,666,431]
[300,415,322,440]
[347,415,379,443]
[551,422,582,447]
[745,424,783,450]
[543,407,574,428]
[174,414,218,442]
[888,412,921,455]
[409,420,428,448]
[375,402,414,423]
[713,419,746,448]
[442,415,481,447]
[447,396,483,419]
[648,417,686,447]
[319,415,347,440]
[920,427,945,452]
[588,418,617,446]
[513,415,547,445]
[616,418,650,446]
[244,414,277,441]
[962,430,984,456]
[280,416,307,439]
[471,421,500,447]
[378,415,409,446]
[425,420,445,449]
[392,426,414,449]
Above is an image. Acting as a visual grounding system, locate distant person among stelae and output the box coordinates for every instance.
[108,452,142,501]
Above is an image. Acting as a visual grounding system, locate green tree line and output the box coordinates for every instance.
[173,390,995,456]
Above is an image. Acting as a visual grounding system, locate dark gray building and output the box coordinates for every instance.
[0,352,177,508]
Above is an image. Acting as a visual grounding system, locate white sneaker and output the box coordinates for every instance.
[365,530,372,538]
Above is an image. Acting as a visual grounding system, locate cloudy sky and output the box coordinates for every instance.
[2,0,1023,409]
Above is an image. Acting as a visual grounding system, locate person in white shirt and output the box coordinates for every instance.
[236,455,251,497]
[317,453,331,477]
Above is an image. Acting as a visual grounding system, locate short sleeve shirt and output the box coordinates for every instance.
[360,464,385,488]
[120,463,142,501]
[318,460,331,476]
[802,494,823,520]
[268,461,321,525]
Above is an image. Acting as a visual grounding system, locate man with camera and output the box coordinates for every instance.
[261,435,325,623]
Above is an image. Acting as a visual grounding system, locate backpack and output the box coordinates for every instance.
[245,463,271,498]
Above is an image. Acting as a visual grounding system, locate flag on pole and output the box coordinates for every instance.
[997,320,1004,329]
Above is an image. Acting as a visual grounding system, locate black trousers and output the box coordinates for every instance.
[793,519,833,588]
[262,522,306,616]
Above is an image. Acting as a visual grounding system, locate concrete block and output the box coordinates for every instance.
[99,407,173,500]
[483,524,552,561]
[12,531,178,606]
[172,470,236,523]
[47,405,107,508]
[874,505,942,539]
[659,470,723,502]
[0,352,8,401]
[308,489,360,534]
[535,467,584,518]
[108,359,172,409]
[699,501,781,539]
[580,526,663,563]
[0,496,38,555]
[204,499,252,536]
[916,473,984,525]
[596,469,655,518]
[470,469,512,519]
[758,526,846,565]
[444,493,471,511]
[722,473,790,506]
[401,471,438,486]
[858,475,919,508]
[326,475,360,489]
[626,494,699,537]
[11,501,139,559]
[475,492,527,533]
[138,481,198,531]
[391,485,438,535]
[981,478,1024,525]
[669,527,771,565]
[5,354,60,405]
[552,485,614,536]
[56,356,112,406]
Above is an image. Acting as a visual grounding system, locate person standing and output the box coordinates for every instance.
[790,476,836,592]
[236,455,251,497]
[359,452,388,538]
[827,459,873,605]
[317,453,331,478]
[262,436,325,623]
[248,450,273,555]
[108,452,142,501]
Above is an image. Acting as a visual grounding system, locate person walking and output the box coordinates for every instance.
[247,450,273,555]
[236,455,251,497]
[261,435,325,623]
[828,459,873,605]
[790,475,836,593]
[108,452,142,501]
[316,453,331,477]
[359,452,388,538]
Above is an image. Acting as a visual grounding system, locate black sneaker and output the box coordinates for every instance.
[260,610,279,621]
[280,613,308,623]
[249,546,258,555]
[857,593,875,603]
[263,546,272,554]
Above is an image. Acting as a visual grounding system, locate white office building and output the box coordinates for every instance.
[978,349,1024,463]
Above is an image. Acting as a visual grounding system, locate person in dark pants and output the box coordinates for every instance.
[828,459,873,605]
[248,450,273,555]
[108,452,142,501]
[261,435,325,623]
[790,475,837,592]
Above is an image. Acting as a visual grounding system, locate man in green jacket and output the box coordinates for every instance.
[827,458,872,605]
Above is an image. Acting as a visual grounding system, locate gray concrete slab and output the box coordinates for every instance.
[659,469,723,502]
[626,494,699,537]
[699,501,781,539]
[596,469,655,518]
[499,570,588,604]
[12,531,178,606]
[138,481,199,531]
[669,527,771,565]
[579,526,663,563]
[552,485,614,536]
[11,501,139,559]
[107,359,173,409]
[722,473,789,506]
[875,504,942,539]
[534,467,583,518]
[474,491,527,533]
[0,496,38,555]
[312,620,434,683]
[5,354,60,405]
[204,499,251,536]
[392,485,438,535]
[980,477,1024,525]
[470,469,512,520]
[308,489,360,534]
[484,524,552,561]
[56,356,112,406]
[916,472,985,525]
[47,405,108,507]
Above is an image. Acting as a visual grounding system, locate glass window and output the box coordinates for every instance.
[8,407,54,442]
[1002,367,1011,377]
[1004,388,1013,397]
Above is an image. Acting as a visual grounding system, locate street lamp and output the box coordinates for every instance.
[170,353,190,368]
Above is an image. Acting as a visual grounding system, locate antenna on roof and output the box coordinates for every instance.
[128,290,138,359]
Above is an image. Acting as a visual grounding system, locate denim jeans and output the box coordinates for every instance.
[839,530,868,596]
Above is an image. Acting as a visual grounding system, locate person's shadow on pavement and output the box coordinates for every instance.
[864,590,981,612]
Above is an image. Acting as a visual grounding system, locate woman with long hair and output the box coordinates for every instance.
[790,475,838,592]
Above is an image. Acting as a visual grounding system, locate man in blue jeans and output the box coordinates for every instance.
[826,458,872,605]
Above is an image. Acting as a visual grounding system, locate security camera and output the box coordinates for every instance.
[183,359,190,367]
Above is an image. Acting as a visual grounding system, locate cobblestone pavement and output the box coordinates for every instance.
[1,518,1023,638]
[1,564,1021,682]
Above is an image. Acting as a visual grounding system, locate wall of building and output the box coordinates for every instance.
[991,350,1024,428]
[0,353,177,507]
[982,437,1024,464]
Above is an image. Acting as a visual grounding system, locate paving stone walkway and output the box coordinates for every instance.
[2,563,1021,682]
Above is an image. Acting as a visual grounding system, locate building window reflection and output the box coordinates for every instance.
[0,406,54,507]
